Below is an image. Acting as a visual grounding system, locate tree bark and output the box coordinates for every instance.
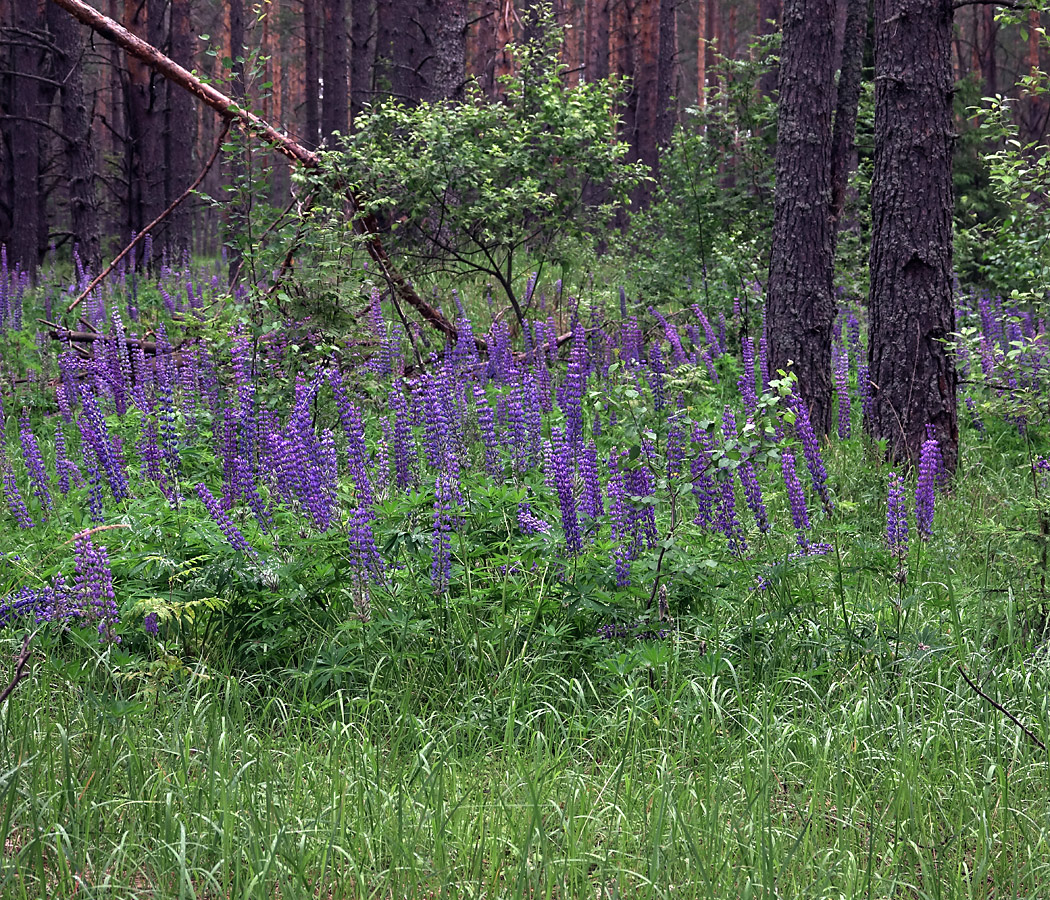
[867,0,957,471]
[46,0,471,349]
[8,0,47,274]
[322,0,349,142]
[766,0,837,435]
[696,0,706,106]
[303,0,320,147]
[469,0,500,97]
[829,0,867,230]
[585,0,610,82]
[47,1,101,270]
[167,0,195,253]
[431,0,466,101]
[350,0,374,122]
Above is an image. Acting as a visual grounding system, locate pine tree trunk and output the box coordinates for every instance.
[322,0,349,142]
[48,3,101,269]
[469,0,499,97]
[757,0,781,95]
[867,0,957,471]
[430,0,466,101]
[766,0,837,434]
[585,0,610,82]
[303,0,320,147]
[350,0,374,123]
[829,0,867,230]
[167,0,195,253]
[9,0,46,273]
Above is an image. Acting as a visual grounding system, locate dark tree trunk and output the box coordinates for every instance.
[868,0,957,471]
[375,0,416,102]
[431,0,466,101]
[350,0,374,122]
[322,0,349,142]
[766,0,837,434]
[470,0,499,97]
[227,0,245,282]
[829,0,867,230]
[585,0,610,82]
[8,0,46,274]
[303,0,320,147]
[47,2,101,270]
[167,0,195,253]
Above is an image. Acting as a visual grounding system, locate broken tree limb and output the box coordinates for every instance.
[67,120,230,314]
[0,634,34,706]
[48,0,464,349]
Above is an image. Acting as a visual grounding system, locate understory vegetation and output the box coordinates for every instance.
[2,29,1050,900]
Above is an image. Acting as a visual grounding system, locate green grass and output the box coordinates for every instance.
[5,502,1050,900]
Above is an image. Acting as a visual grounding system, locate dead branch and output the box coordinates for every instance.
[957,665,1047,751]
[67,120,231,314]
[48,0,464,349]
[0,634,35,705]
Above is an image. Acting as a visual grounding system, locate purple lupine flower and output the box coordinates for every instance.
[722,406,768,532]
[77,390,129,502]
[580,440,604,519]
[915,438,938,541]
[558,333,588,452]
[649,307,687,365]
[143,611,160,636]
[691,304,719,356]
[647,342,667,411]
[886,471,909,560]
[690,426,718,530]
[18,412,52,513]
[758,335,770,393]
[517,502,552,535]
[846,309,861,367]
[0,452,32,529]
[54,423,83,494]
[553,427,583,555]
[347,504,384,581]
[780,448,810,548]
[739,338,758,420]
[195,483,259,558]
[790,392,832,512]
[389,387,416,489]
[430,473,458,592]
[73,534,119,642]
[857,363,874,424]
[715,476,747,556]
[834,347,851,440]
[607,451,633,587]
[330,369,373,506]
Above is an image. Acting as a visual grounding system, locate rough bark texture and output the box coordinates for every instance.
[167,0,195,252]
[322,0,349,142]
[8,0,46,273]
[48,2,101,269]
[350,0,374,122]
[431,0,466,101]
[766,0,837,435]
[303,0,320,147]
[585,0,610,82]
[868,0,957,471]
[829,0,867,230]
[469,0,499,97]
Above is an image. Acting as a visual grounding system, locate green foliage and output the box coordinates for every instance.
[619,44,778,302]
[305,21,646,324]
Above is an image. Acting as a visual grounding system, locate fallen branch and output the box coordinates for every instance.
[957,664,1046,751]
[49,0,462,348]
[0,634,34,705]
[67,120,230,314]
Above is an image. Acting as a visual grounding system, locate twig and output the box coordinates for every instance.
[66,120,230,313]
[957,665,1046,751]
[0,634,34,705]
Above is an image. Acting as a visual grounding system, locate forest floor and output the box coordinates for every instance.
[1,259,1049,898]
